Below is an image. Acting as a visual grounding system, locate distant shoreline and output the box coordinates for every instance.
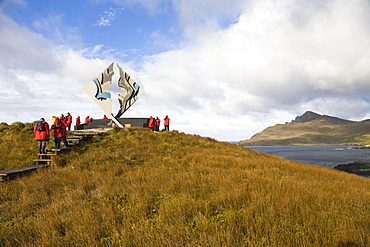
[333,161,370,178]
[243,145,370,171]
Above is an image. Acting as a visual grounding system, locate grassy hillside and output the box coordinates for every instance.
[240,118,370,146]
[1,124,370,246]
[0,122,36,170]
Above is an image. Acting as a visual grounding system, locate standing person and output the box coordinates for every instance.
[103,115,108,119]
[60,117,69,148]
[51,116,56,125]
[33,118,49,154]
[148,116,155,131]
[155,117,160,131]
[66,112,72,131]
[52,117,63,149]
[164,115,170,131]
[76,116,81,126]
[85,116,90,123]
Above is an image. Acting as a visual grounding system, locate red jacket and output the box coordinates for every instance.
[155,118,160,126]
[164,117,170,126]
[148,117,154,127]
[52,119,66,137]
[33,121,49,140]
[66,114,72,124]
[61,119,68,136]
[76,117,81,125]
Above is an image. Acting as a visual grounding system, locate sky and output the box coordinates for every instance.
[1,0,370,141]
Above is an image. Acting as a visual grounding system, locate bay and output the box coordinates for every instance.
[243,145,370,168]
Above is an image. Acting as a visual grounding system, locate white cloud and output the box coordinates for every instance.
[31,14,82,46]
[0,0,27,9]
[2,0,370,141]
[110,0,172,15]
[94,7,124,26]
[0,8,116,122]
[173,0,245,27]
[131,0,370,140]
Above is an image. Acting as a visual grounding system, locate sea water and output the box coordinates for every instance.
[243,145,370,168]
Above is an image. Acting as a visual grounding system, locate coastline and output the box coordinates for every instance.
[334,161,370,178]
[243,145,370,176]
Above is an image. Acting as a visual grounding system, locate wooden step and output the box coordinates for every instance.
[0,164,49,182]
[33,158,52,162]
[45,148,70,155]
[36,154,56,162]
[71,132,100,137]
[46,148,70,152]
[37,153,57,156]
[67,138,82,143]
[67,136,83,140]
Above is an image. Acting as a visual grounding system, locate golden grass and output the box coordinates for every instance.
[1,126,370,246]
[0,122,36,170]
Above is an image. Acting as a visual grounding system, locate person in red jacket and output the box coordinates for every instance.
[103,115,108,119]
[164,115,170,131]
[148,116,155,131]
[66,112,73,131]
[33,118,50,154]
[51,117,64,149]
[60,117,69,148]
[76,116,81,126]
[155,117,160,131]
[85,116,90,123]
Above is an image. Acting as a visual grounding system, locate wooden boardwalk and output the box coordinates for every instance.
[0,164,49,181]
[0,131,101,182]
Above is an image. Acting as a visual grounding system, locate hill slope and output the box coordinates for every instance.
[240,111,370,145]
[1,126,370,246]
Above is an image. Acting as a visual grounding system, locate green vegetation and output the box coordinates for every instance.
[1,123,370,246]
[240,118,370,146]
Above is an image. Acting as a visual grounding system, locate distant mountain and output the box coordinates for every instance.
[292,111,322,123]
[292,111,353,125]
[239,111,370,146]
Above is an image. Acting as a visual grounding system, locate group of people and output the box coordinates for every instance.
[148,115,170,132]
[52,112,73,131]
[84,116,94,123]
[34,113,171,153]
[33,113,73,153]
[75,115,106,126]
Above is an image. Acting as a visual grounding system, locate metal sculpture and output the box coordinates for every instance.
[116,64,144,118]
[83,62,144,127]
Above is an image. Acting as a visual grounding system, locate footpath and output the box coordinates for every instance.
[0,130,102,182]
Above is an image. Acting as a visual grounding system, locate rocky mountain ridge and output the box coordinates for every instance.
[240,111,369,146]
[292,111,321,123]
[291,111,354,125]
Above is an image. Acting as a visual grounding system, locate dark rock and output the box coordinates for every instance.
[320,115,354,125]
[292,111,353,125]
[292,111,321,123]
[334,161,370,177]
